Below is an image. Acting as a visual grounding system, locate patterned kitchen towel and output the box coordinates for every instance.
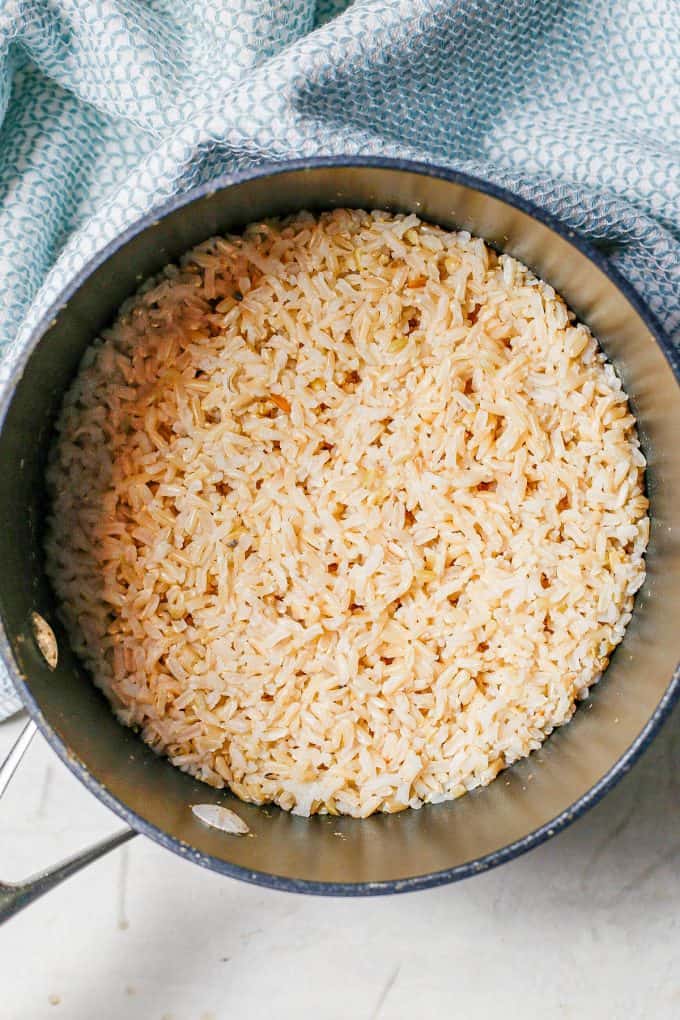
[0,0,678,719]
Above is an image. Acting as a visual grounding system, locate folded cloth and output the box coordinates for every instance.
[0,0,678,719]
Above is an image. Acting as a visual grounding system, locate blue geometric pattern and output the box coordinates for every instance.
[0,0,678,717]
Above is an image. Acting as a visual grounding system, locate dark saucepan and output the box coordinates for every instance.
[1,158,678,900]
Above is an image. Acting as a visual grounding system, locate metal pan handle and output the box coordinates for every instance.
[0,719,136,924]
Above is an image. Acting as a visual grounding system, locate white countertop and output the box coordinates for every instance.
[1,708,678,1020]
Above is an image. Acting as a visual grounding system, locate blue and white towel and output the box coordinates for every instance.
[0,0,678,718]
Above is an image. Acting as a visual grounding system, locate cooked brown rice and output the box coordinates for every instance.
[45,209,649,818]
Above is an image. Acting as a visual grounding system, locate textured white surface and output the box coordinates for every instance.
[0,708,678,1020]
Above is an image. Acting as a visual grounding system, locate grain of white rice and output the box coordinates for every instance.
[191,803,250,835]
[45,210,649,818]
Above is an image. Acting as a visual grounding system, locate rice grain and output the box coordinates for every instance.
[45,210,649,818]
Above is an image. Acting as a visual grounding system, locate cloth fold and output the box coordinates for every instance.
[0,0,678,719]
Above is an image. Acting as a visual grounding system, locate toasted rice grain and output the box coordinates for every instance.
[45,210,649,818]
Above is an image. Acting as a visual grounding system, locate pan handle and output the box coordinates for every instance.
[0,719,136,924]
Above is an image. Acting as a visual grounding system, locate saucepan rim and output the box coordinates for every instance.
[1,156,679,896]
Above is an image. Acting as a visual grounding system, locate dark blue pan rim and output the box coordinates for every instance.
[1,155,679,896]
